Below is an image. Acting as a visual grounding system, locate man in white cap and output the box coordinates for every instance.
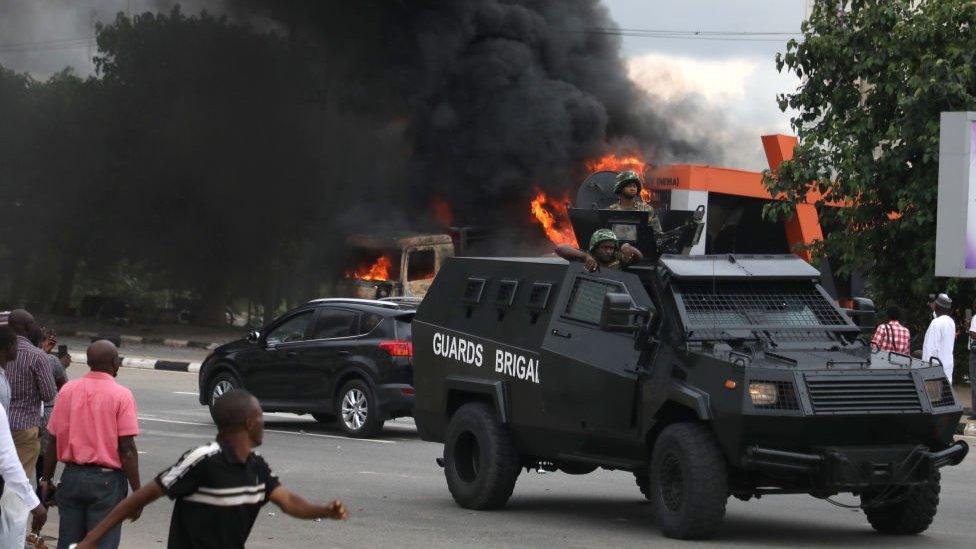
[922,293,955,382]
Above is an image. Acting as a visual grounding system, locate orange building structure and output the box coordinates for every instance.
[647,134,824,262]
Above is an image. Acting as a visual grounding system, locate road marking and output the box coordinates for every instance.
[173,391,198,396]
[137,416,396,444]
[358,471,424,479]
[141,429,214,440]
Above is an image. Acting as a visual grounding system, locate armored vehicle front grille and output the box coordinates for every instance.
[751,380,799,411]
[675,281,849,329]
[804,374,921,414]
[930,379,955,408]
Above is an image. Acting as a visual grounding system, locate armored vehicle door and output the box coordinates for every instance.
[541,265,652,448]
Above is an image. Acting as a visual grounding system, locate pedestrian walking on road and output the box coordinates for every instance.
[73,389,348,549]
[870,305,911,354]
[922,293,956,383]
[0,326,47,544]
[3,310,57,478]
[34,327,69,487]
[40,340,140,549]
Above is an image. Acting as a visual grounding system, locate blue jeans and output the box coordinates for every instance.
[55,464,128,549]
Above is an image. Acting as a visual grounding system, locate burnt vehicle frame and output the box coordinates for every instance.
[411,251,967,540]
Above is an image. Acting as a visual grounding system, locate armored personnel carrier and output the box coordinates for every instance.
[411,173,968,540]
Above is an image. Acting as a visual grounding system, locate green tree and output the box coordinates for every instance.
[767,0,976,367]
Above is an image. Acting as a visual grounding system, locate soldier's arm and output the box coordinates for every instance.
[555,244,588,263]
[620,243,643,263]
[555,245,598,272]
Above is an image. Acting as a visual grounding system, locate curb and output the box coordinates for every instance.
[60,330,222,351]
[69,352,201,374]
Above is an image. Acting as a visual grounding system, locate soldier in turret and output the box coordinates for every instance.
[609,170,663,234]
[555,229,643,272]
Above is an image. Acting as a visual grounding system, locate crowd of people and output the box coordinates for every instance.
[0,309,347,548]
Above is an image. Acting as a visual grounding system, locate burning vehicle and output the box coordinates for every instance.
[337,233,455,300]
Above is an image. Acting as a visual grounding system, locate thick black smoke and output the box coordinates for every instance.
[243,1,708,229]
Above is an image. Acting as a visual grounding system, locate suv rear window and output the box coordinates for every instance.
[395,314,413,340]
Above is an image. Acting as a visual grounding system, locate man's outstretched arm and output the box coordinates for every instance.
[269,486,348,520]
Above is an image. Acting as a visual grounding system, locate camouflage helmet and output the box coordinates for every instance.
[588,228,618,252]
[613,170,642,194]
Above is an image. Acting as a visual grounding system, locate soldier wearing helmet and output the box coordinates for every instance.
[555,228,643,272]
[608,170,663,234]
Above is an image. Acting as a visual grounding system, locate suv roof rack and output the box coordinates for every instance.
[379,296,423,305]
[305,297,416,310]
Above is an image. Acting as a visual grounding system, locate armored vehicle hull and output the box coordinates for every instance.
[412,254,967,540]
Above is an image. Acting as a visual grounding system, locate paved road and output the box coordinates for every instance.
[41,368,976,548]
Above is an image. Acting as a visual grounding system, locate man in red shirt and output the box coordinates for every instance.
[871,305,911,354]
[40,340,140,549]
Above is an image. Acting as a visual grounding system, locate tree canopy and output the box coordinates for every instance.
[767,0,976,359]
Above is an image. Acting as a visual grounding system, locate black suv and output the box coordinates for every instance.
[197,298,416,438]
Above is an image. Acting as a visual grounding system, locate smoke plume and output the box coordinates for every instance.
[240,0,711,230]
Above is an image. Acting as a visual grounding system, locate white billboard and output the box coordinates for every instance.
[935,111,976,277]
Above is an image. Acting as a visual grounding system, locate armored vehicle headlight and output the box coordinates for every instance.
[748,382,778,406]
[924,379,944,403]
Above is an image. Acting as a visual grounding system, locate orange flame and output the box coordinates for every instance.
[431,195,454,227]
[530,188,576,246]
[585,153,652,202]
[345,256,393,281]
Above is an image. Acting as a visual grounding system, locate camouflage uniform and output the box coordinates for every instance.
[586,228,634,270]
[610,170,664,234]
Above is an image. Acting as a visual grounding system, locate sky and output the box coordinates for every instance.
[603,0,808,170]
[0,0,809,171]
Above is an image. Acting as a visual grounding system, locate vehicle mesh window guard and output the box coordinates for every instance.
[564,277,625,325]
[931,379,956,408]
[675,281,850,329]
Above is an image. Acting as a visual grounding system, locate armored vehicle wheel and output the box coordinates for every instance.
[649,422,728,540]
[863,471,940,535]
[207,372,239,422]
[444,402,520,510]
[311,413,335,424]
[634,472,651,500]
[336,379,385,438]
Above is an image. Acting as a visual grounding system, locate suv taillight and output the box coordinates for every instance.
[378,340,412,357]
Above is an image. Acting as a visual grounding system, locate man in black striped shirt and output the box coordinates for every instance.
[73,390,348,548]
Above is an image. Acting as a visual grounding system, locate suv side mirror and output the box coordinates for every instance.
[600,292,648,333]
[246,330,261,344]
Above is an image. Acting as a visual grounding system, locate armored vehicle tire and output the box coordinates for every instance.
[443,402,520,510]
[336,379,385,438]
[863,471,940,535]
[649,422,728,540]
[311,413,335,424]
[207,371,239,422]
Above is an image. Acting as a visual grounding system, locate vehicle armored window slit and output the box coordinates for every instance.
[495,279,519,307]
[462,277,487,304]
[527,282,554,311]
